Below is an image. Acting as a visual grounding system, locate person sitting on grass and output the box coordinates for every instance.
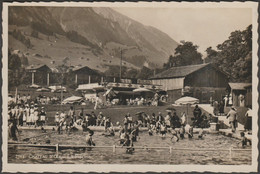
[240,132,251,148]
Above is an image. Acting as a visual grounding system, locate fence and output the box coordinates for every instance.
[9,142,251,158]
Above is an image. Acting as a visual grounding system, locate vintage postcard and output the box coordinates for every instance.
[1,1,259,173]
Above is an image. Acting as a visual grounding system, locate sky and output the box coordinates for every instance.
[113,7,252,57]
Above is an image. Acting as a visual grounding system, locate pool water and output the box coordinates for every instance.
[8,130,251,164]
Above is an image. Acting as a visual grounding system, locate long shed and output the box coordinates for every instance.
[150,63,229,103]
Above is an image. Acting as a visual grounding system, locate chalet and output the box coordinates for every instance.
[26,64,51,86]
[228,83,252,107]
[150,63,229,103]
[71,66,101,85]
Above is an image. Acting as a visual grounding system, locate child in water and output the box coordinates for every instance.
[148,126,153,136]
[179,125,185,139]
[170,127,179,143]
[86,130,95,146]
[240,132,251,148]
[198,128,205,139]
[160,122,167,138]
[121,133,134,154]
[102,127,115,137]
[188,126,193,138]
[9,119,19,141]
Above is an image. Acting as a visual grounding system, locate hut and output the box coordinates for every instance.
[26,64,51,86]
[71,66,101,85]
[150,63,229,103]
[228,83,252,107]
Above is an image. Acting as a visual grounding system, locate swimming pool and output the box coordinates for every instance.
[8,130,251,165]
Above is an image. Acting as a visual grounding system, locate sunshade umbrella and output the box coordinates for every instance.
[29,84,41,88]
[36,87,50,92]
[62,96,83,104]
[165,107,176,112]
[175,96,199,105]
[174,96,199,124]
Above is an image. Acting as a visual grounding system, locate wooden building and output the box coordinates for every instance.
[26,64,52,86]
[71,66,101,85]
[150,63,229,103]
[228,83,252,107]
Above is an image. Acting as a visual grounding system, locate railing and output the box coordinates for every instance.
[8,142,251,158]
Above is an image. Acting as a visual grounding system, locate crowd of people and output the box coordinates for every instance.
[8,100,251,150]
[8,102,47,141]
[9,93,60,106]
[8,102,47,128]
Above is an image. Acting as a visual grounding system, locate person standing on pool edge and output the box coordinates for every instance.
[226,106,238,133]
[68,106,75,123]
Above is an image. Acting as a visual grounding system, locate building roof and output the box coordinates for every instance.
[71,66,100,75]
[150,63,210,79]
[26,64,50,71]
[228,83,252,90]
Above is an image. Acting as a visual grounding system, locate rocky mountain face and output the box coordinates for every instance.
[8,6,178,71]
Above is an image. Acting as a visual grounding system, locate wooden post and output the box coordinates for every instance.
[75,74,78,84]
[229,147,232,159]
[88,75,91,84]
[101,76,104,83]
[113,77,116,83]
[113,145,116,153]
[120,49,122,80]
[47,73,50,86]
[32,72,34,85]
[56,144,59,156]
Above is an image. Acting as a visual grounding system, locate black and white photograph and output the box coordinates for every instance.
[2,1,258,173]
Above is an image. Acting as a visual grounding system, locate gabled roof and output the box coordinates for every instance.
[71,66,100,75]
[228,83,252,90]
[150,63,210,79]
[26,64,50,71]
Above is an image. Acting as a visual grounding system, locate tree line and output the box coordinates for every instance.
[163,25,252,83]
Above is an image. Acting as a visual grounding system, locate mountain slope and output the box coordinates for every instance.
[8,6,178,71]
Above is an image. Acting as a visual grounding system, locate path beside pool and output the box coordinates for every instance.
[198,104,252,141]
